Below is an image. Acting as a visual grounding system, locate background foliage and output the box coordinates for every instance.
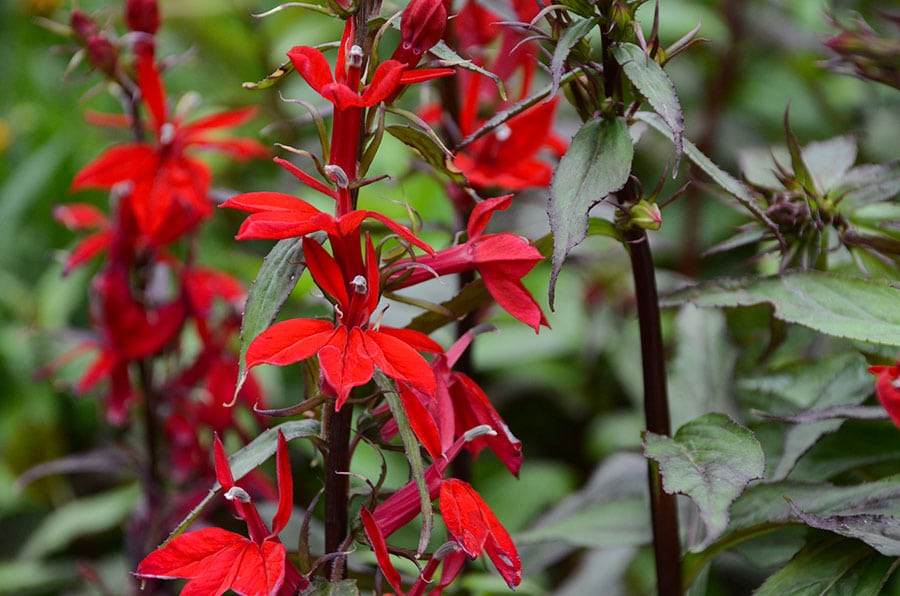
[1,0,898,593]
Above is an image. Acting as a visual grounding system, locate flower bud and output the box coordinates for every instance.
[70,9,99,43]
[629,200,662,230]
[125,0,160,35]
[391,0,447,67]
[86,33,119,76]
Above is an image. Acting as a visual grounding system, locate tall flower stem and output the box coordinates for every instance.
[323,400,353,579]
[625,226,682,595]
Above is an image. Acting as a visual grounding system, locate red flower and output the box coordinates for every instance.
[220,159,432,256]
[245,236,441,410]
[72,53,267,246]
[390,195,548,332]
[870,361,900,427]
[53,203,112,274]
[390,0,448,69]
[137,432,306,595]
[440,479,521,589]
[454,95,565,191]
[75,266,186,424]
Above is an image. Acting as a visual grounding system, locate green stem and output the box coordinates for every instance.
[626,227,682,595]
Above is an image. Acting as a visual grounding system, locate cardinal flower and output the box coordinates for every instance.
[440,479,521,589]
[390,195,548,332]
[72,52,267,246]
[136,432,305,595]
[245,235,441,410]
[870,360,900,427]
[53,203,112,274]
[288,20,451,186]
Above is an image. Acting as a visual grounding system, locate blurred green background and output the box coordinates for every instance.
[1,0,898,593]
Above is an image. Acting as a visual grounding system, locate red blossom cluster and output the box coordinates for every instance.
[56,0,563,593]
[55,0,269,520]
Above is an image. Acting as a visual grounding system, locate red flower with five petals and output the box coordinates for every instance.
[71,53,267,246]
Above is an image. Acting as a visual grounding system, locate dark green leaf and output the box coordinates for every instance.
[385,123,467,185]
[550,18,598,98]
[754,534,898,595]
[784,109,815,192]
[406,278,490,335]
[789,421,900,482]
[374,371,432,555]
[235,237,306,399]
[430,41,506,101]
[664,271,900,346]
[789,501,900,556]
[612,43,684,167]
[548,116,633,307]
[839,161,900,207]
[164,420,321,543]
[644,413,765,551]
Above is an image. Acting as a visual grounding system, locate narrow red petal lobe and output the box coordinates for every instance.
[270,432,293,536]
[398,384,443,460]
[53,204,108,230]
[440,479,489,557]
[214,433,235,489]
[246,319,335,368]
[361,508,404,595]
[467,195,512,237]
[364,330,437,396]
[287,47,336,96]
[137,52,167,134]
[303,237,350,307]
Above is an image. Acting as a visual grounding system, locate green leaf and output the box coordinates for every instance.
[164,419,321,543]
[374,371,432,555]
[406,278,490,335]
[644,413,765,551]
[839,161,900,208]
[789,501,900,556]
[667,305,738,429]
[789,421,900,482]
[242,59,296,90]
[635,111,778,235]
[430,40,506,101]
[550,17,598,98]
[21,483,139,559]
[301,578,361,596]
[612,43,684,167]
[548,116,633,307]
[0,560,77,593]
[754,534,898,595]
[235,237,307,399]
[747,353,874,480]
[385,123,466,186]
[802,135,858,194]
[516,497,651,549]
[663,271,900,346]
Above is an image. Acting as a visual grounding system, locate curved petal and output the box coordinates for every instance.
[319,328,374,410]
[478,262,548,333]
[467,195,512,237]
[287,46,336,96]
[363,330,436,396]
[246,319,335,368]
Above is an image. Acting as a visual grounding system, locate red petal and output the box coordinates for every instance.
[872,365,900,428]
[274,157,337,199]
[303,236,350,307]
[53,204,108,230]
[270,431,293,536]
[72,145,155,190]
[222,191,322,215]
[245,319,336,368]
[190,136,269,160]
[187,106,258,133]
[319,328,375,410]
[137,52,167,134]
[481,505,521,588]
[138,527,287,596]
[363,330,437,396]
[478,262,548,332]
[214,433,235,489]
[377,326,443,354]
[494,98,559,166]
[287,46,336,97]
[361,60,405,106]
[363,211,435,255]
[398,383,443,460]
[63,231,111,274]
[449,373,522,476]
[439,479,489,557]
[360,508,404,595]
[467,195,512,238]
